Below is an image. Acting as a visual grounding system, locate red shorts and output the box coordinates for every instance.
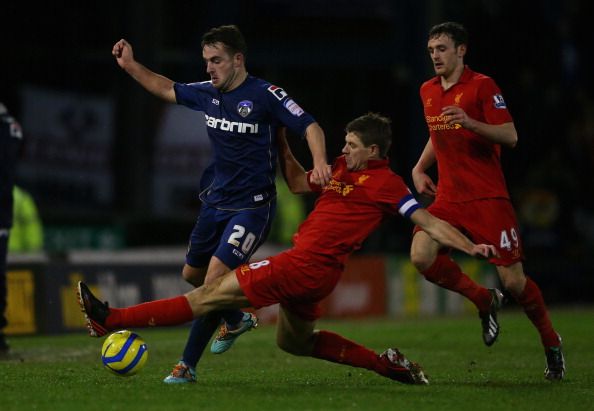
[235,249,343,321]
[413,198,523,266]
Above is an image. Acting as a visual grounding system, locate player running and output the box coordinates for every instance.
[410,21,564,380]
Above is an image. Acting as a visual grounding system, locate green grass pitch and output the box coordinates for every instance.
[1,307,592,411]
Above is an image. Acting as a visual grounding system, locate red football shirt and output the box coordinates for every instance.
[420,66,513,202]
[292,156,419,265]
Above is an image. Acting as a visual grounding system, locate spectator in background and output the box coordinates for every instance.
[8,186,44,253]
[0,102,24,354]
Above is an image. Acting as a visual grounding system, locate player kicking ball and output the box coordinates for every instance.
[78,113,499,385]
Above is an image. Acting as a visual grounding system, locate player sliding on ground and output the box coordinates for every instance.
[78,113,498,385]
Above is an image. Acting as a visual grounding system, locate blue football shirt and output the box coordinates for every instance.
[174,75,316,210]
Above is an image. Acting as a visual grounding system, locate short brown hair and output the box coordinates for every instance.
[201,25,247,57]
[428,21,468,47]
[345,113,392,157]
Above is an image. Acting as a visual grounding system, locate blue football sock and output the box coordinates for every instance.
[181,312,221,368]
[220,309,245,329]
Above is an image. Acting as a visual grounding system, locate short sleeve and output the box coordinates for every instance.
[264,84,316,138]
[478,78,513,125]
[376,174,421,218]
[306,170,323,192]
[174,82,209,111]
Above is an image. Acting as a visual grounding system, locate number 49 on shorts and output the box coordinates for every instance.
[499,227,519,251]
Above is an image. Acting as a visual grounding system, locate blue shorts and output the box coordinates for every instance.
[186,200,276,269]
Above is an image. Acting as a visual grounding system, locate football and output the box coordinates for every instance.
[101,330,148,376]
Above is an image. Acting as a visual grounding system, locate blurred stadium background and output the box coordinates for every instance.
[2,0,593,335]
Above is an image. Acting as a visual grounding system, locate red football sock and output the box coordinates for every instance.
[514,277,559,348]
[105,296,194,329]
[311,330,387,374]
[422,254,492,312]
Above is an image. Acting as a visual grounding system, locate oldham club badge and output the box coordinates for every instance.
[237,100,253,117]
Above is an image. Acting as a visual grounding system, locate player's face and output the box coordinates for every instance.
[342,132,375,171]
[427,34,465,79]
[203,43,240,91]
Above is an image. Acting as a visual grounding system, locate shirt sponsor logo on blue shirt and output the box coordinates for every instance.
[493,94,507,109]
[237,100,253,118]
[204,114,259,134]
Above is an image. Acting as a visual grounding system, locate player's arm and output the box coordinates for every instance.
[441,105,518,148]
[468,120,518,148]
[277,128,311,194]
[411,139,437,197]
[410,208,499,258]
[112,39,176,103]
[304,122,331,186]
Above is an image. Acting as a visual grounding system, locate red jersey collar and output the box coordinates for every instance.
[366,158,389,169]
[431,65,474,86]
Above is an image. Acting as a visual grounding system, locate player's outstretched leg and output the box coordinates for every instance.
[210,312,258,354]
[311,330,428,385]
[378,348,429,385]
[77,281,194,335]
[77,281,111,337]
[544,333,565,381]
[478,288,504,346]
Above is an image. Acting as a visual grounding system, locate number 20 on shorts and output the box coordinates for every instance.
[227,224,257,254]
